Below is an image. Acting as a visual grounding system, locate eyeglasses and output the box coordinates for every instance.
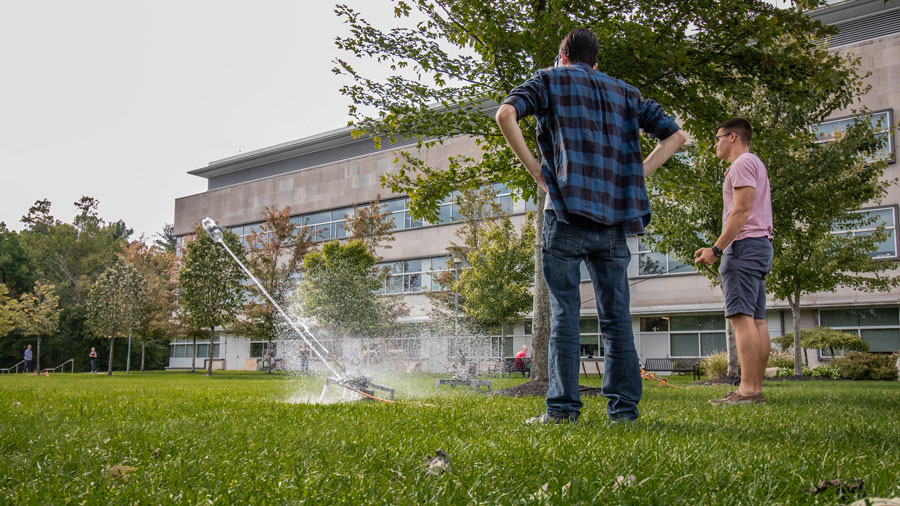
[714,132,733,143]
[553,51,568,68]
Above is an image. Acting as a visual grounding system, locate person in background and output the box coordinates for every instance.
[298,343,311,373]
[514,345,529,378]
[89,347,98,374]
[24,344,33,373]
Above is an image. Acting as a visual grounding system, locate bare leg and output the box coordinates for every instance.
[729,315,769,396]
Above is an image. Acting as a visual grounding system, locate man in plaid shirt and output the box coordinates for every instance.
[496,28,686,423]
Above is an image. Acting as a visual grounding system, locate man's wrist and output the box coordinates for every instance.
[711,245,723,257]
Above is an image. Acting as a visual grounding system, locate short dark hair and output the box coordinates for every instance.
[718,117,752,145]
[560,28,599,67]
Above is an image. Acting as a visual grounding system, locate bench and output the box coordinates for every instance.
[643,358,701,380]
[435,378,492,393]
[501,357,531,377]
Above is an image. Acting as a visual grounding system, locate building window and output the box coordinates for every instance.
[170,338,221,359]
[635,236,693,277]
[579,317,603,357]
[378,259,425,294]
[813,110,893,162]
[640,314,726,358]
[818,307,900,356]
[291,207,352,243]
[831,206,898,259]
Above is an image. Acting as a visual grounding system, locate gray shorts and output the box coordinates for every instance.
[719,237,773,320]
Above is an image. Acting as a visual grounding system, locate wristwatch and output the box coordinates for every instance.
[711,245,723,257]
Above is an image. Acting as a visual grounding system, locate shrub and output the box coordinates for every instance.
[832,353,899,381]
[777,327,868,357]
[767,350,794,369]
[811,365,840,379]
[700,352,729,380]
[775,365,813,377]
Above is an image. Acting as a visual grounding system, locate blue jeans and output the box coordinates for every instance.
[542,211,642,421]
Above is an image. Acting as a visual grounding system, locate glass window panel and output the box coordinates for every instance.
[334,222,347,239]
[212,344,220,358]
[525,321,532,335]
[866,208,895,226]
[701,333,727,356]
[304,211,331,224]
[497,195,513,214]
[669,257,693,274]
[579,335,599,345]
[313,225,331,241]
[874,230,896,257]
[405,273,422,292]
[384,199,406,212]
[333,208,352,221]
[431,257,449,271]
[581,343,600,357]
[405,259,422,273]
[670,316,700,331]
[640,316,669,332]
[639,252,667,275]
[699,314,726,330]
[820,309,859,327]
[857,307,898,326]
[637,236,652,252]
[387,213,402,230]
[437,204,452,223]
[173,345,185,358]
[406,213,423,228]
[196,344,209,358]
[579,318,599,333]
[671,333,700,356]
[385,276,403,294]
[860,328,900,353]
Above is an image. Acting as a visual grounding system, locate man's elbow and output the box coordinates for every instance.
[495,104,517,125]
[669,129,687,147]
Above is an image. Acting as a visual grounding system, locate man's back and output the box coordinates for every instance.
[503,63,680,231]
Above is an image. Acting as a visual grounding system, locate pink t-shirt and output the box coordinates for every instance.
[723,152,773,241]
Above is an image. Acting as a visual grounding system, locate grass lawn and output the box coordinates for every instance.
[1,371,898,505]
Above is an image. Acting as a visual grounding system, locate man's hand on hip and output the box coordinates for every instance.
[694,247,717,266]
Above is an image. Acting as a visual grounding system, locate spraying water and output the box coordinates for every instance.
[200,217,395,401]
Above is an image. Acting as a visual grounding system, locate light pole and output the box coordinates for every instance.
[446,246,467,338]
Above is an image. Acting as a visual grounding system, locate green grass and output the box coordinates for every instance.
[1,371,899,505]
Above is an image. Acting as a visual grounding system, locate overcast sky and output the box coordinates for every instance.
[0,0,407,240]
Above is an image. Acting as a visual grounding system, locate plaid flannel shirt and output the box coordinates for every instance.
[503,63,681,233]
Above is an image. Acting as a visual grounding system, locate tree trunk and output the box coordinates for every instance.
[107,335,115,376]
[530,190,550,383]
[206,327,215,376]
[267,337,273,374]
[726,318,739,378]
[36,336,41,374]
[140,341,146,372]
[791,289,803,376]
[191,337,197,372]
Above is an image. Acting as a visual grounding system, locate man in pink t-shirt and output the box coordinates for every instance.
[695,117,774,406]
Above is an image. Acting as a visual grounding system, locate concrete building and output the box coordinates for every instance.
[170,0,900,371]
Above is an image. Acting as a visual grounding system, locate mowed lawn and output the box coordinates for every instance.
[1,371,899,505]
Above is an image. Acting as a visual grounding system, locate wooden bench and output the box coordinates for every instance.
[643,358,701,380]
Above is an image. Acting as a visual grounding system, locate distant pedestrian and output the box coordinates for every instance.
[298,343,311,373]
[514,345,529,378]
[89,347,98,373]
[23,344,33,373]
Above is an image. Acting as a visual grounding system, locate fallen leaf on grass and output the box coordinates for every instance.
[106,464,137,482]
[151,448,160,457]
[849,498,900,506]
[811,477,864,494]
[613,474,636,492]
[424,449,450,476]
